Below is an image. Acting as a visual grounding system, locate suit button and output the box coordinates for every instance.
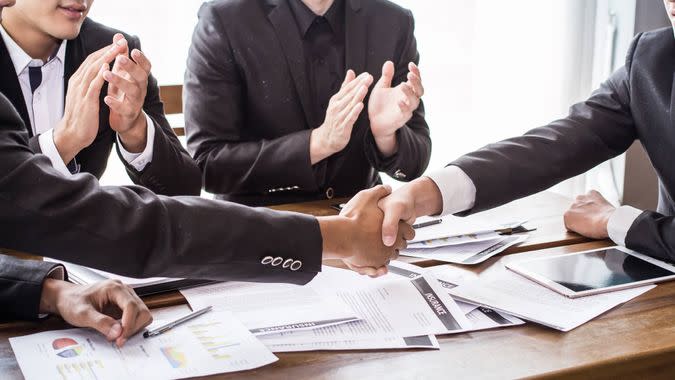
[325,187,334,199]
[261,256,274,265]
[282,258,294,269]
[271,257,284,266]
[394,169,407,180]
[290,260,303,271]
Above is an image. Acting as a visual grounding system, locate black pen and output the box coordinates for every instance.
[143,306,213,338]
[413,219,442,229]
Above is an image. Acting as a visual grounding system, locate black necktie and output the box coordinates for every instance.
[28,66,42,94]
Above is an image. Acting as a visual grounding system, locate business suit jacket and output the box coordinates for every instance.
[0,18,201,196]
[0,92,322,285]
[450,27,675,262]
[0,254,65,320]
[185,0,431,206]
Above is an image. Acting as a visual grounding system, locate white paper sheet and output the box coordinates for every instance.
[402,235,528,265]
[410,215,493,244]
[262,331,440,352]
[408,231,503,249]
[10,311,277,380]
[449,269,654,331]
[181,281,359,335]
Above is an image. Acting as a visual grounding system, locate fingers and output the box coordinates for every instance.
[408,62,425,97]
[86,64,109,101]
[374,61,395,89]
[399,222,415,241]
[335,72,373,103]
[381,201,404,247]
[345,262,389,278]
[105,281,152,346]
[103,70,142,101]
[82,308,124,342]
[130,49,152,74]
[362,184,393,203]
[341,69,356,88]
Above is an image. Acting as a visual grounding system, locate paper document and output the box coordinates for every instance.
[255,263,471,352]
[410,216,494,244]
[409,231,503,249]
[403,235,528,265]
[10,311,277,380]
[181,281,359,335]
[390,262,525,331]
[449,269,654,331]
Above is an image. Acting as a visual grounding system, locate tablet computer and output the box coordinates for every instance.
[506,246,675,298]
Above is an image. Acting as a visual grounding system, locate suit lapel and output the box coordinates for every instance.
[267,0,315,128]
[0,37,32,136]
[345,0,366,75]
[671,73,675,131]
[64,37,85,108]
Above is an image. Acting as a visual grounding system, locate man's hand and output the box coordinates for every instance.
[368,61,424,157]
[39,279,152,347]
[564,190,616,239]
[53,40,128,164]
[310,71,373,164]
[378,177,444,246]
[319,185,414,277]
[103,33,152,153]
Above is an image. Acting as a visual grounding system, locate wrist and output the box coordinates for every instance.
[318,216,352,260]
[373,133,398,157]
[39,279,73,315]
[53,122,83,164]
[118,114,148,153]
[411,176,444,216]
[310,126,336,165]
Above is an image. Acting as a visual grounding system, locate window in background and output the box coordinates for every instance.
[91,0,628,203]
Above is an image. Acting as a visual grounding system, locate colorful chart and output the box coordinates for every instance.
[160,346,188,368]
[52,338,84,358]
[188,323,240,360]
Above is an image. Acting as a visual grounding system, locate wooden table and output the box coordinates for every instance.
[14,191,667,380]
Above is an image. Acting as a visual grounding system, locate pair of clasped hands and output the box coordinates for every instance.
[53,33,152,163]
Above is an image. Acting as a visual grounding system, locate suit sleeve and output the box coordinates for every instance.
[116,36,202,196]
[184,3,320,196]
[625,211,675,263]
[0,255,65,321]
[450,33,642,214]
[363,9,431,181]
[0,94,322,285]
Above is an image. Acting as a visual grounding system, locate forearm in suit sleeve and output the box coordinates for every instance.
[118,37,202,196]
[451,34,643,214]
[184,3,320,196]
[364,9,431,180]
[0,94,323,285]
[0,255,65,321]
[626,212,675,263]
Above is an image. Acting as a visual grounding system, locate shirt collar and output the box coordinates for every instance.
[0,24,67,75]
[289,0,344,37]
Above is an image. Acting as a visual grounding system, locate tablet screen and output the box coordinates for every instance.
[515,248,674,292]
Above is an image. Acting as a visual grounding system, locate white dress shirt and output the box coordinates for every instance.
[0,25,155,176]
[425,165,642,248]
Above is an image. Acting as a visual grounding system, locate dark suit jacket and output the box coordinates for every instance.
[0,18,201,196]
[450,27,675,262]
[0,254,65,320]
[184,0,431,206]
[0,92,322,285]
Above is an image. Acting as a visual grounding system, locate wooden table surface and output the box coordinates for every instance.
[4,241,675,379]
[9,191,661,380]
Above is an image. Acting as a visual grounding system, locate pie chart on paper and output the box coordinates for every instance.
[52,337,84,358]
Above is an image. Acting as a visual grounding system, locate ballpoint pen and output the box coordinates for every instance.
[143,306,213,338]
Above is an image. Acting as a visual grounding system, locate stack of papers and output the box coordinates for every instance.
[448,266,653,331]
[10,309,277,380]
[402,216,529,265]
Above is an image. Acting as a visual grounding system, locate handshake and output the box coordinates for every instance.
[321,178,439,277]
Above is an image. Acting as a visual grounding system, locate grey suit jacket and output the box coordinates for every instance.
[0,92,322,285]
[184,0,431,206]
[0,254,65,320]
[451,27,675,262]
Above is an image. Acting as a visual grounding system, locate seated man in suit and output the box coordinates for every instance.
[375,0,675,263]
[0,254,151,347]
[0,0,201,196]
[185,0,431,206]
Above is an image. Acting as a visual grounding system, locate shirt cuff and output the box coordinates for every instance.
[38,129,73,177]
[117,112,155,171]
[607,205,643,246]
[425,165,477,216]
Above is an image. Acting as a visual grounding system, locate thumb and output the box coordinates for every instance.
[382,203,403,247]
[83,308,123,341]
[366,184,393,201]
[374,61,395,89]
